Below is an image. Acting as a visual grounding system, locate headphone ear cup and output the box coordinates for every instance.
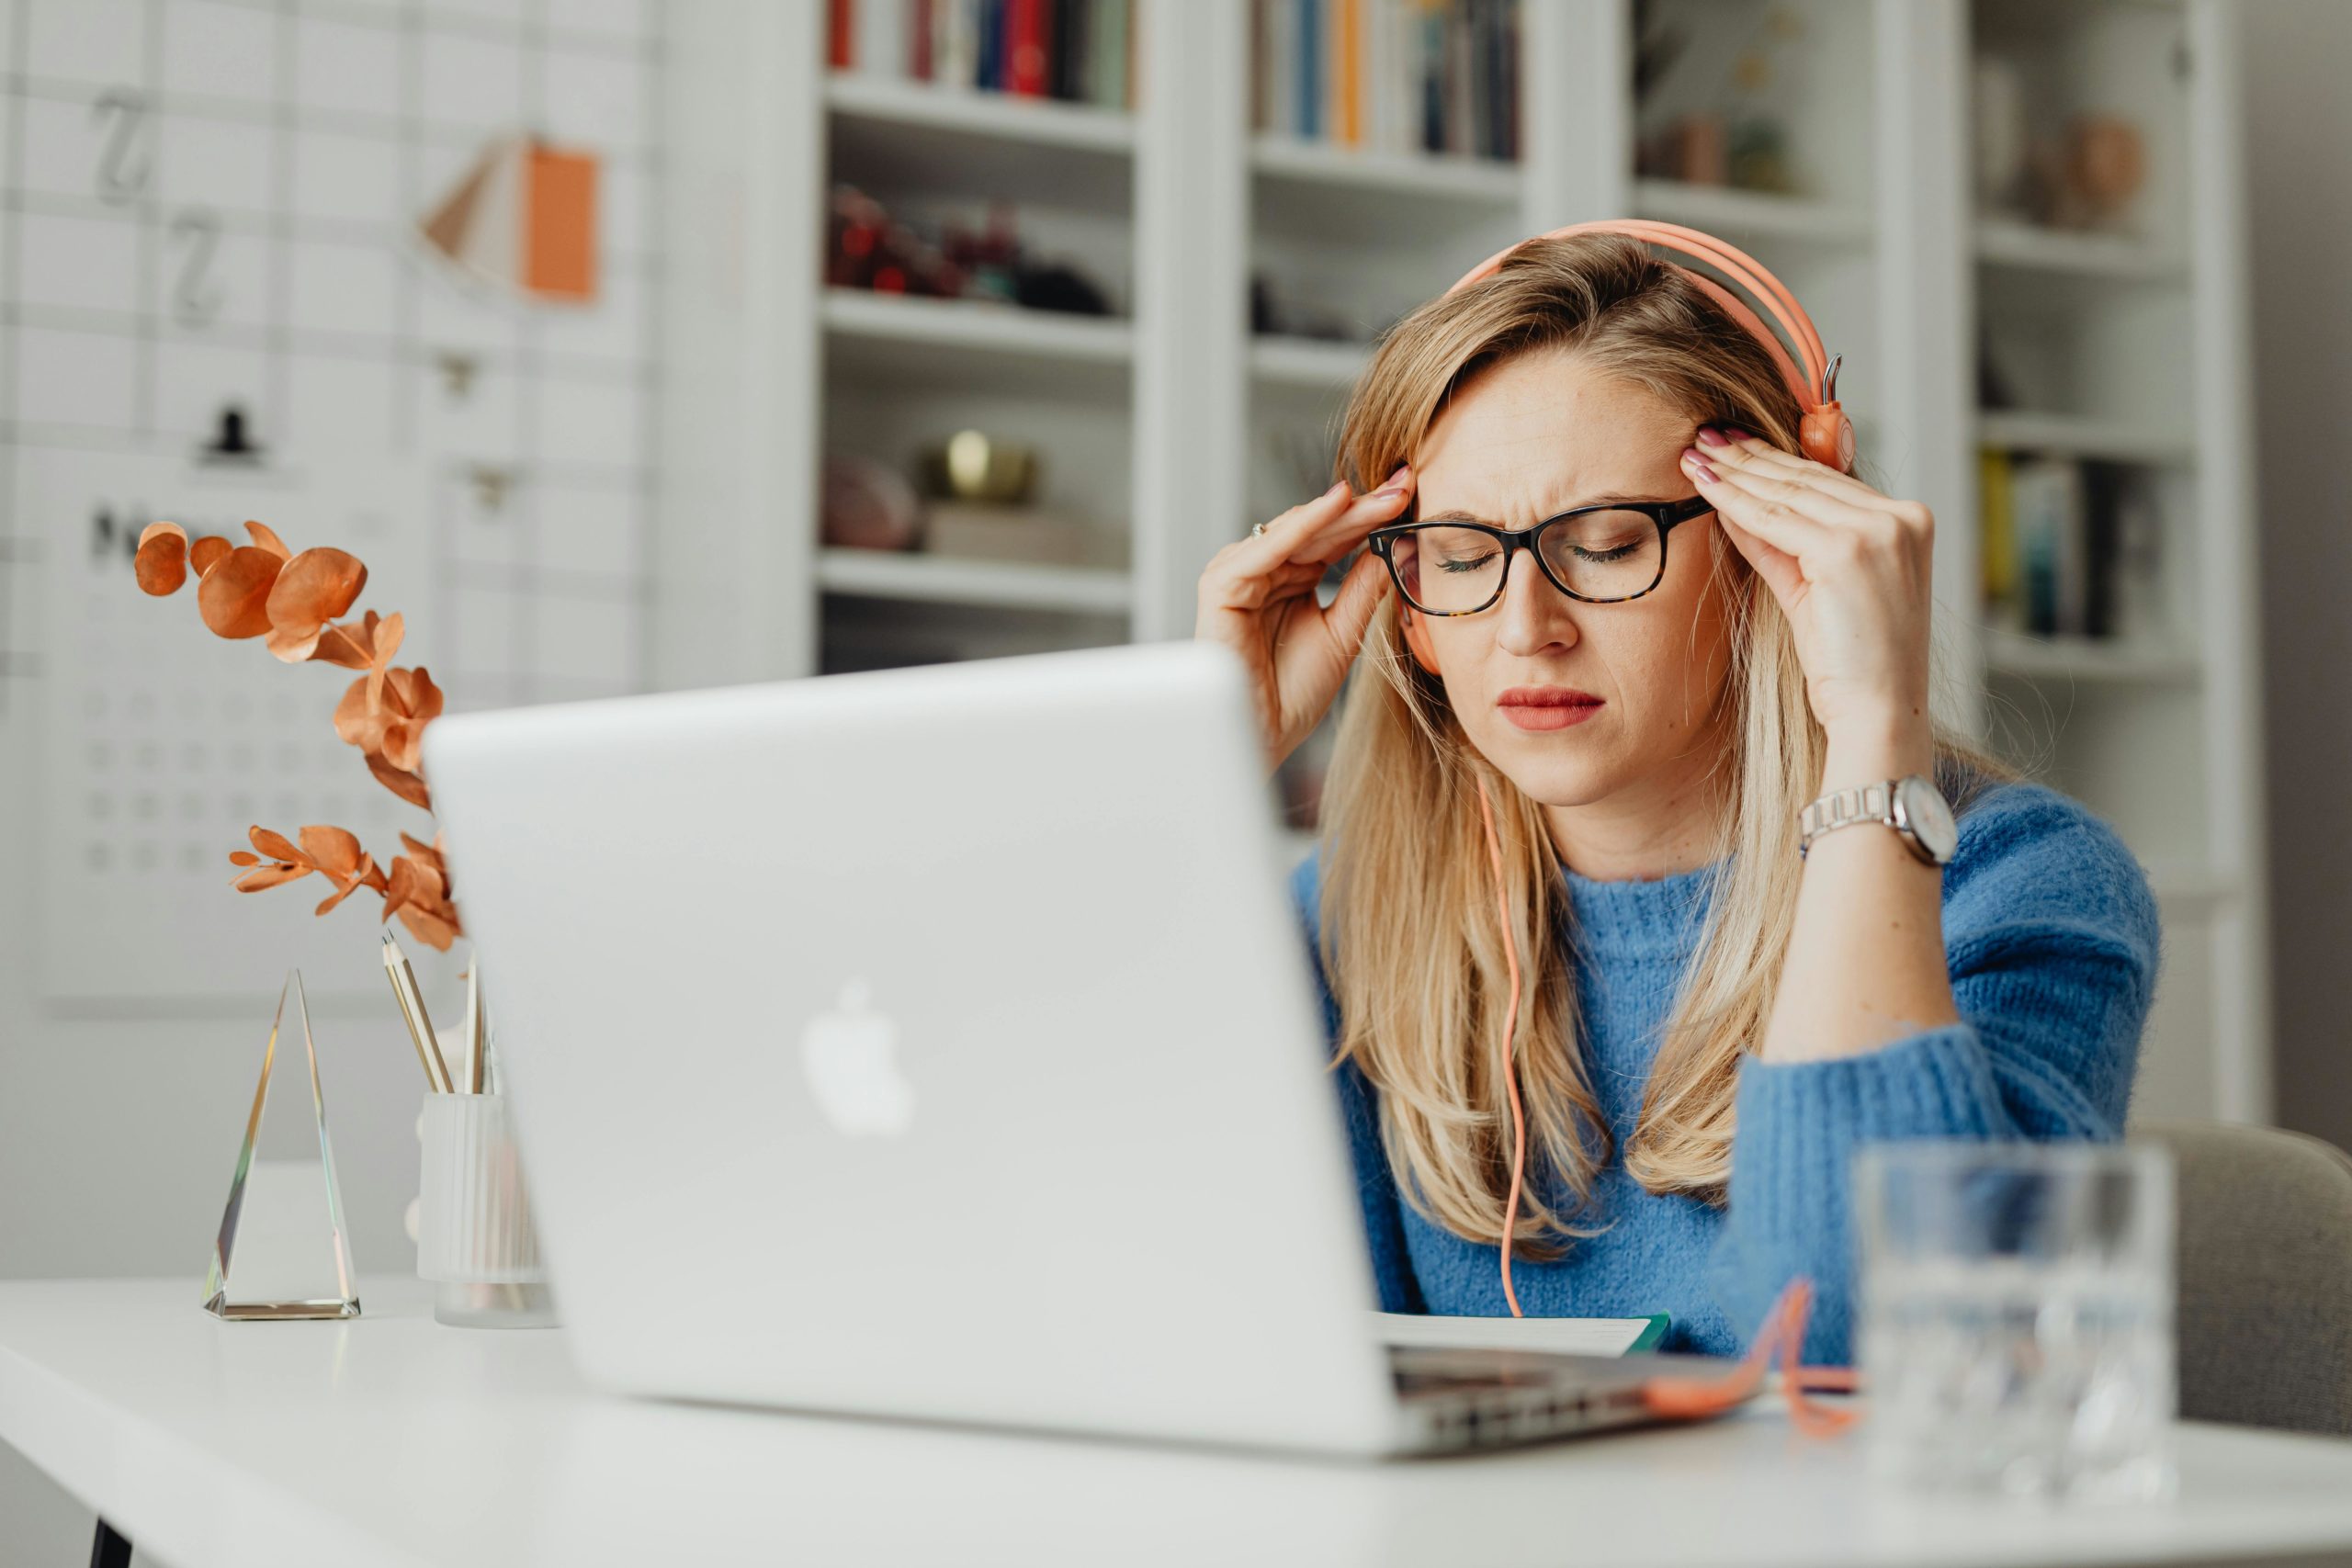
[1398,603,1442,676]
[1800,404,1856,474]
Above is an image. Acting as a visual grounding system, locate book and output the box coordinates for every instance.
[1374,1311,1670,1358]
[922,502,1129,569]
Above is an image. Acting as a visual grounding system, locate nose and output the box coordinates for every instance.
[1492,547,1581,659]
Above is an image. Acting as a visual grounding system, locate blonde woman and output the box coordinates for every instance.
[1195,230,2158,1361]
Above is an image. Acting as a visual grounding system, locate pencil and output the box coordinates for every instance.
[383,931,455,1094]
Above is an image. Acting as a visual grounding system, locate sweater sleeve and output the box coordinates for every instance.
[1290,853,1427,1314]
[1707,783,2163,1364]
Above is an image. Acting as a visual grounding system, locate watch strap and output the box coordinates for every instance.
[1799,780,1898,859]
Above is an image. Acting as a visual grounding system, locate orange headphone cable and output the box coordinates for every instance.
[1473,773,1529,1318]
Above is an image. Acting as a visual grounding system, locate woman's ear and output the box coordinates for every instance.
[1399,603,1442,675]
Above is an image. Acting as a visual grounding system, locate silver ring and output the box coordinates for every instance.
[1251,522,1270,537]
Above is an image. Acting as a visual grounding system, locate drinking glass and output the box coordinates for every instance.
[1856,1141,2175,1501]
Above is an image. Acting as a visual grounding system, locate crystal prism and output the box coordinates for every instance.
[201,971,362,1320]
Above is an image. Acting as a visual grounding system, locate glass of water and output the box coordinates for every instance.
[1856,1141,2175,1501]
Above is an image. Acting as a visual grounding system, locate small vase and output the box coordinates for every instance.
[415,1090,556,1328]
[202,971,362,1321]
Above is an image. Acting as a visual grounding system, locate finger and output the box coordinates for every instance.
[1319,549,1393,655]
[1222,468,1412,584]
[1683,448,1881,543]
[1701,428,1888,509]
[1718,513,1806,608]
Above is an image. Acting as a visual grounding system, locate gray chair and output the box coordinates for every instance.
[2138,1121,2352,1436]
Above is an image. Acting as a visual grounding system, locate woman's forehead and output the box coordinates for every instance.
[1413,352,1692,518]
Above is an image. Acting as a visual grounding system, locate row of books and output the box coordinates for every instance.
[827,0,1135,107]
[1979,451,2163,641]
[1251,0,1521,163]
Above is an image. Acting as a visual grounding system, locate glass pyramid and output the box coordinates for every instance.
[201,971,361,1321]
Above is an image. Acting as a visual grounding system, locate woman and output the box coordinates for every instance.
[1194,229,2159,1363]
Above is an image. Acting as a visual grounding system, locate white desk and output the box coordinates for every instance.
[8,1278,2352,1568]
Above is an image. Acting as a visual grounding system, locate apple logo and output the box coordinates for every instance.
[799,977,914,1135]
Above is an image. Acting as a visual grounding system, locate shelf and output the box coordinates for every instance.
[1250,334,1371,390]
[1250,136,1521,204]
[1982,626,2201,685]
[1976,410,2194,466]
[816,547,1132,615]
[822,289,1132,398]
[1974,217,2186,282]
[1633,180,1874,246]
[825,73,1135,154]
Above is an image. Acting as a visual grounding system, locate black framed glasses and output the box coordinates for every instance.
[1366,494,1714,615]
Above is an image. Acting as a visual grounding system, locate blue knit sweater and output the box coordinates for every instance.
[1289,779,2161,1365]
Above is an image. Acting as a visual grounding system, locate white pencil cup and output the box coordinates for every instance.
[416,1092,557,1329]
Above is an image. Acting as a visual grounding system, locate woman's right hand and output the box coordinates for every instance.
[1193,465,1414,770]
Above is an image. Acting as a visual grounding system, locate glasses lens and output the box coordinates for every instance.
[1392,525,1505,614]
[1538,511,1664,602]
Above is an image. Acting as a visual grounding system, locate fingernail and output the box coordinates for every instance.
[1695,426,1730,447]
[1326,480,1350,500]
[1724,427,1753,441]
[1681,450,1719,483]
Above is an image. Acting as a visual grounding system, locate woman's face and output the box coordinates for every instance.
[1408,348,1740,815]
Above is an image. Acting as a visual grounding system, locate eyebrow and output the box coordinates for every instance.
[1413,491,1674,525]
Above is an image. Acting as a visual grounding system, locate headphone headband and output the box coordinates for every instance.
[1443,219,1841,425]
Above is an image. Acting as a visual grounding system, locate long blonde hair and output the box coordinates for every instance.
[1318,232,2003,1254]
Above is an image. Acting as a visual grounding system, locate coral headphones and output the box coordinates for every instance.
[1416,220,1850,1319]
[1394,219,1851,682]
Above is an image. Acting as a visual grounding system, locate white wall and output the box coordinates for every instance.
[2243,0,2352,1156]
[0,0,663,1558]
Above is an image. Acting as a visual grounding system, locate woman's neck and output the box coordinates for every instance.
[1539,725,1736,884]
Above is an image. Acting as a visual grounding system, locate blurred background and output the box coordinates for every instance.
[0,0,2346,1555]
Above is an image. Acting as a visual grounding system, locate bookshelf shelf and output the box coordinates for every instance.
[665,0,2266,1130]
[824,73,1136,153]
[1974,216,2187,281]
[1631,179,1874,246]
[816,548,1132,615]
[1250,334,1372,390]
[1982,627,2201,685]
[1976,410,2196,467]
[1249,136,1521,204]
[821,289,1134,398]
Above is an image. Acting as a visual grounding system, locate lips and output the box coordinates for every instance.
[1497,686,1603,732]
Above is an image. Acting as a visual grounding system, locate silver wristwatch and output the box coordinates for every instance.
[1798,774,1958,865]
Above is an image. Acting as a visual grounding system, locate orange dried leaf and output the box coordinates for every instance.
[297,824,364,877]
[134,524,187,596]
[310,618,375,670]
[264,548,368,663]
[394,902,459,952]
[233,863,311,892]
[189,535,232,576]
[197,547,283,638]
[368,612,406,713]
[333,676,387,750]
[367,751,433,810]
[247,825,304,863]
[243,520,292,559]
[227,850,261,867]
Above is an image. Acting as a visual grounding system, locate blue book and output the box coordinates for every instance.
[1297,0,1320,140]
[978,0,1004,89]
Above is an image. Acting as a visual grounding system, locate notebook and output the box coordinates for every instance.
[1374,1312,1670,1357]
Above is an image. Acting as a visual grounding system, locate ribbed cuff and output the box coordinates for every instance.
[1729,1024,2004,1243]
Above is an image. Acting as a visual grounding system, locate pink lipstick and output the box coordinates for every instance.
[1497,686,1604,732]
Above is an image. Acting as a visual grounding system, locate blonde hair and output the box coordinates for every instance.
[1317,232,2004,1253]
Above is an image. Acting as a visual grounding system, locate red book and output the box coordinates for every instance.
[1006,0,1048,96]
[829,0,854,68]
[910,0,933,78]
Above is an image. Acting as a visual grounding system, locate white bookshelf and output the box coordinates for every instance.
[655,0,2266,1125]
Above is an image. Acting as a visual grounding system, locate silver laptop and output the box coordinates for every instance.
[423,640,1731,1457]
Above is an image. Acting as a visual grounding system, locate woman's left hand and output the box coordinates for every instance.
[1679,426,1935,741]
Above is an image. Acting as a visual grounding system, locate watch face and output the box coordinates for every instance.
[1896,775,1960,864]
